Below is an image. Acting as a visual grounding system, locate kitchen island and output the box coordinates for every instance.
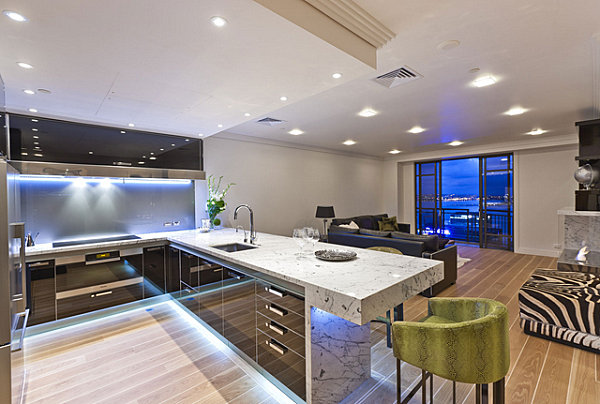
[26,228,443,404]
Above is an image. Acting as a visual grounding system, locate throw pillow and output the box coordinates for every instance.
[378,216,399,231]
[339,221,359,229]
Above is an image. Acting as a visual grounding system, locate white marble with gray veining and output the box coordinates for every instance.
[26,228,443,325]
[308,306,371,404]
[563,215,600,251]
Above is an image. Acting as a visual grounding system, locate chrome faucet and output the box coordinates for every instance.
[234,204,256,244]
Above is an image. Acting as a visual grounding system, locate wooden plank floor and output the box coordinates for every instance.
[13,303,276,404]
[14,246,600,403]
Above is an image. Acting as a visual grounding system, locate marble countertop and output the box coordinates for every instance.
[558,208,600,217]
[26,228,443,325]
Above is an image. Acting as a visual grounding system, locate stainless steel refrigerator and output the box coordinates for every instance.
[0,158,27,404]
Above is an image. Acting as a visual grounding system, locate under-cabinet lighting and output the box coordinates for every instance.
[17,175,192,186]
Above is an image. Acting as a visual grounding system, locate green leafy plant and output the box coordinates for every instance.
[207,175,235,228]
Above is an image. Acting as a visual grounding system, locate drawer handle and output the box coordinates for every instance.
[265,339,287,355]
[266,321,288,336]
[266,286,286,298]
[213,267,223,273]
[266,303,287,317]
[28,261,52,268]
[145,247,164,252]
[91,290,113,298]
[228,271,243,280]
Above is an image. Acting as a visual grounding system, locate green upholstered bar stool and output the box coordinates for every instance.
[367,246,403,255]
[391,297,510,404]
[367,246,404,348]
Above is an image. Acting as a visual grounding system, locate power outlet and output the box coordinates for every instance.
[173,221,181,226]
[164,221,173,227]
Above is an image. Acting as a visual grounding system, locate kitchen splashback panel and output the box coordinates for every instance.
[20,178,195,244]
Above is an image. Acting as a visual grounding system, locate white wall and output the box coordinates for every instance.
[386,144,578,257]
[203,135,385,236]
[514,145,578,256]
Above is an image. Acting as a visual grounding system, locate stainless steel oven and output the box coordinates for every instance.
[54,247,144,319]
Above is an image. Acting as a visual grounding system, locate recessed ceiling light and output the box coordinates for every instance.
[244,113,250,117]
[31,119,38,122]
[210,16,227,27]
[149,156,157,160]
[28,108,37,113]
[32,128,38,132]
[448,140,464,146]
[437,40,460,51]
[33,135,39,139]
[217,124,223,128]
[288,129,304,136]
[138,161,145,165]
[88,151,93,155]
[17,62,33,69]
[34,153,43,157]
[388,149,402,154]
[33,141,39,145]
[343,139,357,146]
[408,126,426,134]
[472,75,497,87]
[171,143,175,147]
[280,96,288,102]
[185,139,189,142]
[358,108,378,117]
[504,107,528,116]
[3,10,27,22]
[120,130,126,134]
[526,128,547,136]
[21,152,28,156]
[332,73,342,79]
[128,123,135,127]
[23,89,35,95]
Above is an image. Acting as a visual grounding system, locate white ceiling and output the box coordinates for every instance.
[0,0,372,138]
[227,0,600,157]
[1,0,599,158]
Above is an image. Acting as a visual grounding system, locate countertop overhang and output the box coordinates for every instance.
[26,228,444,325]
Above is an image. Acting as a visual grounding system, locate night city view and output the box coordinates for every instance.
[417,156,513,245]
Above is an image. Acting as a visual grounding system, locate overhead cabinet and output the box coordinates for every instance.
[7,113,203,170]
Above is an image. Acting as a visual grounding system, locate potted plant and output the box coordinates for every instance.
[206,175,235,229]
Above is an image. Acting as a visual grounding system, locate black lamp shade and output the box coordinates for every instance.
[315,206,335,218]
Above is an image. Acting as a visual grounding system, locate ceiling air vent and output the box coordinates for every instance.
[256,117,286,126]
[373,65,423,89]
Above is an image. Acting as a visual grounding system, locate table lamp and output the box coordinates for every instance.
[315,206,335,235]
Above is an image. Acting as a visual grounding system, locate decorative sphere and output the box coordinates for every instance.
[574,164,600,189]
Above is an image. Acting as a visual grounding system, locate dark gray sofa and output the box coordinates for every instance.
[328,226,457,296]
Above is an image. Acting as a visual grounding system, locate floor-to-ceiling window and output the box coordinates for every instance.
[415,154,513,250]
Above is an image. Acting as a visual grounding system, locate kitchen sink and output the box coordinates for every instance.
[211,243,256,252]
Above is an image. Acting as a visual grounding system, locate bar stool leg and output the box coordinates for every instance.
[493,378,505,404]
[476,384,481,404]
[482,383,488,404]
[396,359,402,403]
[452,381,456,404]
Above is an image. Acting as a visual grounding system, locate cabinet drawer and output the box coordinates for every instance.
[257,312,304,357]
[257,330,306,401]
[256,279,304,316]
[257,296,305,336]
[57,283,143,319]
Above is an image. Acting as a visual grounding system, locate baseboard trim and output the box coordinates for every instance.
[514,247,561,257]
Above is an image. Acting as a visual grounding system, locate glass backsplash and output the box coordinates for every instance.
[19,176,195,244]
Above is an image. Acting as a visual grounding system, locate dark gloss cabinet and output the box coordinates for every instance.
[166,247,181,293]
[7,113,203,170]
[222,269,256,360]
[143,246,166,296]
[26,260,56,326]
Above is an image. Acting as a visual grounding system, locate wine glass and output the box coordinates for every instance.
[293,228,307,256]
[308,227,320,250]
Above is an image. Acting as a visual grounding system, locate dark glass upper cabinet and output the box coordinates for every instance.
[7,113,203,170]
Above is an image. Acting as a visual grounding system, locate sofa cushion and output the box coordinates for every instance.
[352,215,376,229]
[329,224,359,234]
[378,216,399,231]
[360,229,391,237]
[391,231,439,252]
[331,217,352,226]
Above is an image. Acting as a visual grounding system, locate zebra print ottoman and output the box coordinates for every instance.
[519,269,600,353]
